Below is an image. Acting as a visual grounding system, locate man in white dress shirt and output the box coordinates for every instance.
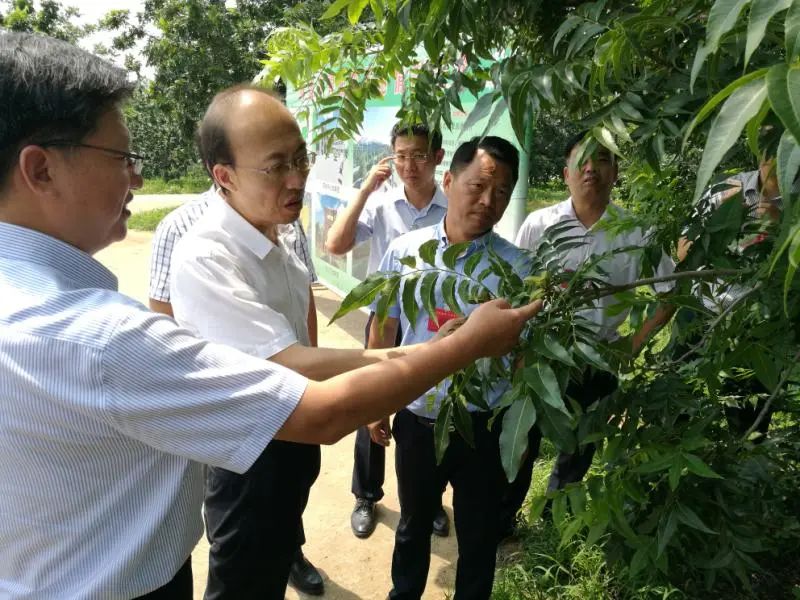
[505,132,675,534]
[0,33,542,599]
[325,122,451,539]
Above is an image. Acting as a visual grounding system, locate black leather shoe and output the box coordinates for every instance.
[289,552,324,596]
[432,506,450,537]
[351,498,377,538]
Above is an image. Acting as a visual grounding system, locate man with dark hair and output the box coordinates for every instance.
[326,120,451,538]
[369,135,524,599]
[0,32,541,599]
[508,132,674,535]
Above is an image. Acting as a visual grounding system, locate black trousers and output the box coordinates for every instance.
[389,409,508,600]
[134,559,192,600]
[351,312,403,502]
[204,440,321,600]
[499,369,618,531]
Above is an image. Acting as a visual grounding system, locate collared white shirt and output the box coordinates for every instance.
[170,199,311,358]
[353,184,448,274]
[149,187,316,303]
[0,222,307,599]
[515,198,675,340]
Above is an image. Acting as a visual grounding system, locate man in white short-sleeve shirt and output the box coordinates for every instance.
[506,133,675,535]
[0,34,542,599]
[325,122,451,539]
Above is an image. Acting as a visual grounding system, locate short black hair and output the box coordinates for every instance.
[390,121,443,151]
[196,84,282,179]
[563,130,615,163]
[449,136,519,186]
[0,32,134,190]
[563,130,589,160]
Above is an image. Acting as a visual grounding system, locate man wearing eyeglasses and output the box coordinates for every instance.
[325,122,451,539]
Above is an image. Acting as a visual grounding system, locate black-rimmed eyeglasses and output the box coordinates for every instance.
[40,141,146,176]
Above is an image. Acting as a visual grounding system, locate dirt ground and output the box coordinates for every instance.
[95,230,458,599]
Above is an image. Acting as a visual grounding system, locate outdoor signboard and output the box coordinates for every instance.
[287,76,530,296]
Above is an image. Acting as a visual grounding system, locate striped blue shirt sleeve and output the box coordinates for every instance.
[101,311,307,474]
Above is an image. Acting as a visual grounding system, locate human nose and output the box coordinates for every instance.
[129,170,143,190]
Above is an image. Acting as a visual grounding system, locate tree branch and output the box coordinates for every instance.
[572,268,747,303]
[741,349,800,440]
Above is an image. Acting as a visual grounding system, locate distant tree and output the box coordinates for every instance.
[0,0,85,43]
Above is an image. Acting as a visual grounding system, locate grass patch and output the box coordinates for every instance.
[527,181,566,213]
[138,175,210,195]
[127,206,179,232]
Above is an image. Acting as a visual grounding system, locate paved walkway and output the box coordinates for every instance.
[94,230,458,599]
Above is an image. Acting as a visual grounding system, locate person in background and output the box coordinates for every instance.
[508,132,675,535]
[325,122,451,539]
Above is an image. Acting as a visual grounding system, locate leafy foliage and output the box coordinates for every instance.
[0,0,85,42]
[268,0,800,593]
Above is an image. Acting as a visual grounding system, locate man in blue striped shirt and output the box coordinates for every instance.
[0,33,541,599]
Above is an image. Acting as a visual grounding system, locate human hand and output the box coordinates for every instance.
[368,417,392,446]
[361,156,393,194]
[454,298,543,358]
[431,317,466,341]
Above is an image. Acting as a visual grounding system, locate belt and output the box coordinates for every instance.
[413,414,436,427]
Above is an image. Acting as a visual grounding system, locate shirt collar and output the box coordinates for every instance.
[214,199,275,260]
[0,222,117,290]
[393,184,448,212]
[563,196,618,230]
[433,218,495,255]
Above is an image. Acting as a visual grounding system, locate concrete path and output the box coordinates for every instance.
[94,231,458,599]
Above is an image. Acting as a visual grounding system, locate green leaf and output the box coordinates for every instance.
[787,0,800,60]
[683,453,724,479]
[685,68,769,144]
[401,274,420,331]
[777,129,800,204]
[375,275,401,328]
[398,255,417,268]
[669,461,683,491]
[347,0,370,24]
[694,77,768,201]
[538,334,577,367]
[383,14,400,51]
[463,250,482,277]
[524,362,566,413]
[746,0,792,67]
[461,91,496,135]
[748,346,779,391]
[452,396,475,448]
[330,272,388,323]
[434,401,453,464]
[690,43,712,94]
[418,239,439,266]
[457,278,472,305]
[499,396,537,482]
[321,0,352,20]
[442,241,471,269]
[767,63,800,147]
[558,518,585,549]
[419,271,439,324]
[529,495,548,521]
[482,97,509,137]
[706,0,750,55]
[536,401,576,453]
[586,520,608,546]
[441,275,461,316]
[657,510,678,557]
[573,341,612,372]
[676,504,717,535]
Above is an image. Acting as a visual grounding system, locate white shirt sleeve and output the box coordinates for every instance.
[101,309,307,474]
[171,247,298,359]
[354,194,377,245]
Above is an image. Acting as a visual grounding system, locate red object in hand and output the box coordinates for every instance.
[427,308,458,332]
